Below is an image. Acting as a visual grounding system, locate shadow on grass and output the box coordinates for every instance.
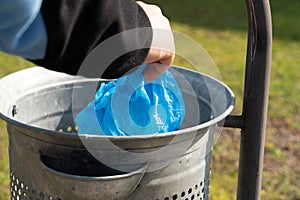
[146,0,300,42]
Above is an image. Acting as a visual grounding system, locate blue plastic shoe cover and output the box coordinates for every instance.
[75,65,185,136]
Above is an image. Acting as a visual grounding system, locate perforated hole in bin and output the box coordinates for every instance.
[10,172,56,200]
[161,178,210,200]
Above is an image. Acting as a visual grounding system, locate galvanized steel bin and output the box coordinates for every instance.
[0,66,234,200]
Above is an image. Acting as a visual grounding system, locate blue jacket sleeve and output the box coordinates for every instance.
[0,0,47,59]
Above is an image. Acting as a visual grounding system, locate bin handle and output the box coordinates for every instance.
[40,155,147,200]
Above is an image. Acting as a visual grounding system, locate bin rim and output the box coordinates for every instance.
[0,66,235,140]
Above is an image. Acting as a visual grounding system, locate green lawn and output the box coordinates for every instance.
[1,0,300,199]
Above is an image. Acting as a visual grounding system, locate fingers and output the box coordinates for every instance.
[143,63,169,82]
[156,50,175,66]
[143,49,174,82]
[143,48,174,66]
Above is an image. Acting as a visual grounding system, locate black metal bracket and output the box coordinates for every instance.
[224,115,244,129]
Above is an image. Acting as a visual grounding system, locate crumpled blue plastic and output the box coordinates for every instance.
[75,65,185,136]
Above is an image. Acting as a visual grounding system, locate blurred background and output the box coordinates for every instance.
[0,0,299,199]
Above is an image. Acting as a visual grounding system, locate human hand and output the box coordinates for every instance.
[137,1,175,82]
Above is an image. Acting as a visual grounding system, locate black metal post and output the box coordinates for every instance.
[236,0,272,199]
[224,0,272,199]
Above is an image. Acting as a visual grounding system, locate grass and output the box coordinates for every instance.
[1,0,300,199]
[0,55,32,200]
[0,120,9,200]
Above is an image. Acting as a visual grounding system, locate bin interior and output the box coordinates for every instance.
[1,67,234,136]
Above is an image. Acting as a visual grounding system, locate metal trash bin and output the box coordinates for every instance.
[0,66,234,200]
